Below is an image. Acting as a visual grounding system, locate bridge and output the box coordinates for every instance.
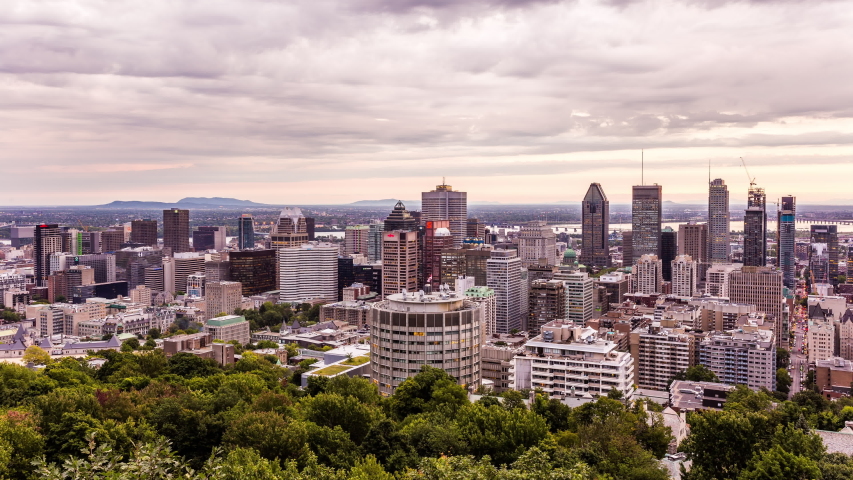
[794,219,853,226]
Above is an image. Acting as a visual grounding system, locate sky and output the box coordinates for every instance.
[2,0,853,206]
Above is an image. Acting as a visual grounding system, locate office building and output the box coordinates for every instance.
[186,273,205,298]
[384,201,418,232]
[78,231,102,254]
[35,224,63,287]
[678,222,709,280]
[661,227,677,281]
[527,279,566,335]
[728,267,786,346]
[305,217,316,241]
[367,221,385,262]
[193,226,226,251]
[777,196,796,289]
[743,187,767,267]
[840,310,853,361]
[700,330,776,391]
[10,225,34,248]
[163,252,205,295]
[511,322,635,399]
[101,229,125,253]
[621,231,633,268]
[595,271,631,307]
[271,207,309,250]
[422,220,454,289]
[705,263,738,298]
[205,315,250,345]
[381,230,419,298]
[369,289,482,395]
[422,181,467,247]
[487,250,523,334]
[671,255,697,297]
[130,285,152,306]
[633,254,663,294]
[205,258,231,283]
[163,209,190,254]
[708,178,730,263]
[344,225,370,256]
[131,219,158,247]
[557,270,594,325]
[440,247,491,287]
[0,274,26,308]
[810,225,839,286]
[631,185,662,263]
[229,249,277,296]
[279,243,339,303]
[353,263,383,297]
[75,253,117,284]
[466,218,486,242]
[518,221,558,267]
[144,266,165,293]
[206,281,243,317]
[808,320,835,364]
[581,183,611,268]
[337,256,355,300]
[238,214,255,250]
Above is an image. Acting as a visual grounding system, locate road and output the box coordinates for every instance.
[788,306,807,399]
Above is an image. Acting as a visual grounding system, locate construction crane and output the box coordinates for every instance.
[740,157,756,189]
[77,219,89,232]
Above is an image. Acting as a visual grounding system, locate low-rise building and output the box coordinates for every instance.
[815,357,853,398]
[205,315,250,345]
[320,301,372,328]
[481,333,527,393]
[669,380,735,412]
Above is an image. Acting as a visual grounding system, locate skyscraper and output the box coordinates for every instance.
[487,249,523,334]
[367,221,385,262]
[422,220,453,289]
[34,224,63,287]
[777,196,796,289]
[384,201,418,232]
[678,222,709,280]
[162,209,190,254]
[660,227,677,282]
[278,243,339,303]
[743,187,767,267]
[518,221,558,267]
[527,280,566,336]
[728,266,785,347]
[581,183,610,268]
[810,225,839,287]
[381,230,419,298]
[671,255,697,297]
[131,219,158,247]
[270,208,309,249]
[344,225,370,256]
[708,178,730,263]
[633,254,663,294]
[193,226,226,251]
[229,249,276,296]
[238,214,255,250]
[631,185,662,263]
[421,181,467,248]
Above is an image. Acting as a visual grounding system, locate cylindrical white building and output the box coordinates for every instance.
[370,287,482,395]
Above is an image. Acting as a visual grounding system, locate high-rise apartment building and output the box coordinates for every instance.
[193,226,226,251]
[370,290,482,395]
[487,249,523,334]
[556,270,594,325]
[631,185,662,263]
[630,323,698,391]
[279,243,339,303]
[678,222,708,280]
[527,279,566,335]
[422,182,467,248]
[206,281,243,317]
[131,219,158,247]
[270,208,309,250]
[34,224,63,287]
[708,178,730,263]
[381,231,419,298]
[229,249,277,296]
[728,266,786,346]
[777,196,796,289]
[344,225,370,256]
[810,225,839,287]
[671,255,697,297]
[743,187,767,267]
[700,330,776,391]
[237,214,255,250]
[422,221,454,289]
[163,209,190,254]
[661,227,677,282]
[518,221,558,267]
[633,254,662,294]
[384,201,418,232]
[581,183,611,268]
[368,221,385,262]
[465,286,497,336]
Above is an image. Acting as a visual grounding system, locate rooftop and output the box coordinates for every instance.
[206,315,247,327]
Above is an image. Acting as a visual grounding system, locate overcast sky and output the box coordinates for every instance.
[2,0,852,205]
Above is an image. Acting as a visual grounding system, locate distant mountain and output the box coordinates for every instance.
[97,197,271,209]
[348,199,421,207]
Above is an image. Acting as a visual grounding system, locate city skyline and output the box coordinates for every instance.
[2,1,853,205]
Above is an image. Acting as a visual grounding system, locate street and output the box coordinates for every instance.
[788,304,807,399]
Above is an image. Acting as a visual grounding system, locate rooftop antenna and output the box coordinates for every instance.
[708,159,711,185]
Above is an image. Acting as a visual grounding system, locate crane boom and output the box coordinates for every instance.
[740,157,756,188]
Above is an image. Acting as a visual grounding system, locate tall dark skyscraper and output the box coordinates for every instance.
[743,187,767,267]
[660,227,677,282]
[34,224,63,287]
[131,219,158,247]
[163,209,191,254]
[305,217,316,241]
[581,183,610,268]
[238,214,255,250]
[384,201,418,232]
[631,185,662,264]
[777,196,796,289]
[708,178,730,263]
[229,249,276,296]
[810,225,838,286]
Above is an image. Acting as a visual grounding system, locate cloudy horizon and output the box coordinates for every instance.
[2,0,852,206]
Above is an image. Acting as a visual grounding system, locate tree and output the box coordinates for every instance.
[683,364,719,383]
[23,345,52,365]
[776,368,793,396]
[777,348,791,369]
[455,403,550,466]
[167,352,220,378]
[55,295,67,303]
[389,366,469,420]
[739,445,822,480]
[147,328,160,339]
[681,410,770,479]
[222,412,308,462]
[301,393,378,444]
